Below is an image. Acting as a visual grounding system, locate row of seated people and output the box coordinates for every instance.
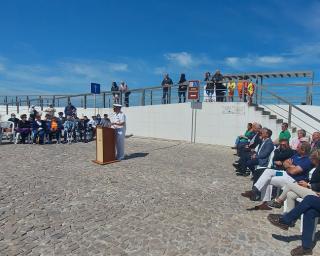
[13,113,100,144]
[232,122,320,256]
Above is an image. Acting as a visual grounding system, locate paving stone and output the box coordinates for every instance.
[0,137,319,255]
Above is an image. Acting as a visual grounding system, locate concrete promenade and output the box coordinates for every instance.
[0,137,319,255]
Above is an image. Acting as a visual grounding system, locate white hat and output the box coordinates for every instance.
[113,104,122,107]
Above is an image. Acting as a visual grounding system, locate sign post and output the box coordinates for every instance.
[91,83,101,115]
[188,81,200,143]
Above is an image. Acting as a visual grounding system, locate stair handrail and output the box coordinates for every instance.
[260,86,320,125]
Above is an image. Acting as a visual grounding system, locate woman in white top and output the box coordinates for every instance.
[290,129,309,150]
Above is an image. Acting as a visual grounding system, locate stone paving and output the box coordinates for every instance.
[0,137,319,256]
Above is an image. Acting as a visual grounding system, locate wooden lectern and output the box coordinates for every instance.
[92,127,118,165]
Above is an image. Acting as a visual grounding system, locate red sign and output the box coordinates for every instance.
[188,80,200,100]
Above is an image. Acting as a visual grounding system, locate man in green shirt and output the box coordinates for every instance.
[279,123,291,141]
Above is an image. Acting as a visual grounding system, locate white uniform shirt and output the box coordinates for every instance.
[111,112,126,130]
[88,119,97,128]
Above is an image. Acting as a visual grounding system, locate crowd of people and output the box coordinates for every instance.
[5,102,114,145]
[233,122,320,255]
[160,70,256,104]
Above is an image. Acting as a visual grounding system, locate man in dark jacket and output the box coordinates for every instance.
[212,70,225,102]
[8,113,19,128]
[236,128,274,176]
[273,139,295,169]
[161,73,173,104]
[32,115,47,144]
[64,102,77,117]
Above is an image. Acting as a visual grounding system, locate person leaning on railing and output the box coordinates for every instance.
[178,73,188,103]
[119,81,130,107]
[212,70,225,102]
[161,73,173,104]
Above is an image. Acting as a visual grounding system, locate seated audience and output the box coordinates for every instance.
[100,114,111,128]
[268,195,320,256]
[32,115,47,144]
[44,104,56,117]
[268,149,320,211]
[58,112,66,124]
[48,116,62,143]
[290,129,308,150]
[234,123,262,167]
[233,123,254,149]
[275,122,291,144]
[17,114,31,144]
[8,113,19,128]
[63,116,75,143]
[311,131,320,151]
[272,139,295,170]
[241,142,312,209]
[29,105,39,121]
[235,128,274,176]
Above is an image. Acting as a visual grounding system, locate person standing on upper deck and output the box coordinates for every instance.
[161,73,173,104]
[212,70,225,102]
[111,104,126,160]
[178,73,188,103]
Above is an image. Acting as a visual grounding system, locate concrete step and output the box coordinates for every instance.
[269,115,277,119]
[250,103,258,107]
[262,111,271,115]
[276,119,283,124]
[255,106,264,111]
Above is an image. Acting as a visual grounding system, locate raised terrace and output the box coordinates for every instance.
[1,137,319,255]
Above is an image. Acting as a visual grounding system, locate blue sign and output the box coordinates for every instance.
[91,83,101,94]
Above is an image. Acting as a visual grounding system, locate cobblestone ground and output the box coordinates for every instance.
[0,137,319,256]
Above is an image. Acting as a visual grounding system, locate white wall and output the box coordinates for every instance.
[1,102,319,146]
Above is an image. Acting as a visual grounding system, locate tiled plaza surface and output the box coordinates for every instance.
[0,137,319,255]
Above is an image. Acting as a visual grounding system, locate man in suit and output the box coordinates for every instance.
[236,128,274,176]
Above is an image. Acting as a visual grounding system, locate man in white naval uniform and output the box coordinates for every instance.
[111,104,126,160]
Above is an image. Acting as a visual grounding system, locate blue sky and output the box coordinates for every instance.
[0,0,319,95]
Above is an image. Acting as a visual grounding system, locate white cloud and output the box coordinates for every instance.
[0,58,130,94]
[225,55,285,69]
[225,42,320,70]
[153,66,166,75]
[165,52,193,68]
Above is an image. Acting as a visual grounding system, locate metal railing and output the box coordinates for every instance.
[1,81,319,114]
[260,86,320,134]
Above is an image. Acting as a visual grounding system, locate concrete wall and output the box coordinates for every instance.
[1,102,319,146]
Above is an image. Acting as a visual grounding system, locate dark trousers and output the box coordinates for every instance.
[33,130,45,144]
[178,91,186,103]
[124,93,130,107]
[246,158,259,172]
[283,195,320,249]
[162,90,169,104]
[49,130,60,143]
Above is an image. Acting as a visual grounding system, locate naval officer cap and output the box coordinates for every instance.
[113,104,122,108]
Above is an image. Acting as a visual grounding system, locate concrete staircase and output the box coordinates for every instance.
[249,103,297,135]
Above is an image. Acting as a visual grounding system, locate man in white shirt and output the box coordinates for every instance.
[111,104,126,160]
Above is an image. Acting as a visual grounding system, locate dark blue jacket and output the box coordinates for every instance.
[256,138,275,166]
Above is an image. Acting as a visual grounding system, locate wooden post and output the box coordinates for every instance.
[103,93,106,108]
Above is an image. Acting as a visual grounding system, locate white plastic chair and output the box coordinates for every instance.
[0,121,15,144]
